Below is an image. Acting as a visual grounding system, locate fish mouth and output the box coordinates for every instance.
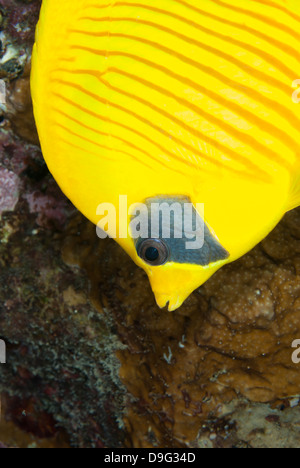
[148,263,223,312]
[154,293,185,312]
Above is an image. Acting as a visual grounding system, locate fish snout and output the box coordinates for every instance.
[148,264,220,311]
[154,291,189,312]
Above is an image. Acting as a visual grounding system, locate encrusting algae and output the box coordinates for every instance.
[61,209,300,447]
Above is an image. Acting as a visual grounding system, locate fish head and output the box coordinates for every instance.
[112,194,230,311]
[114,172,289,311]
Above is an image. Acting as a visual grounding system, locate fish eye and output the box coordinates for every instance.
[137,239,169,266]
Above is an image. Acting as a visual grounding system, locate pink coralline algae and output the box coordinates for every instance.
[0,0,42,46]
[24,189,72,230]
[0,126,74,230]
[0,168,19,215]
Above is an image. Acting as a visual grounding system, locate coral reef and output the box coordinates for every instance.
[61,209,300,448]
[0,0,126,448]
[1,0,300,449]
[0,0,41,144]
[0,129,128,447]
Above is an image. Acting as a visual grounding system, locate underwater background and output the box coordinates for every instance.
[0,0,300,448]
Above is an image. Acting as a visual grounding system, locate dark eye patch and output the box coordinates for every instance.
[133,195,229,266]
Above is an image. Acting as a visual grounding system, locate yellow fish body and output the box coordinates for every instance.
[31,0,300,311]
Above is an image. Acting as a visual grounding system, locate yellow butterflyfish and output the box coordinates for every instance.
[31,0,300,311]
